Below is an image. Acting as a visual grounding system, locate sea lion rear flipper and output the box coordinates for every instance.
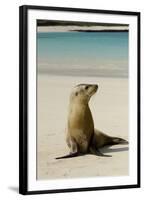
[89,146,112,157]
[109,137,128,146]
[94,129,128,147]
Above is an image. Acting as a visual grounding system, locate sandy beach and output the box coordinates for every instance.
[37,75,129,180]
[37,25,128,32]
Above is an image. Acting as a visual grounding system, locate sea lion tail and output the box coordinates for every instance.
[109,137,128,145]
[55,152,78,159]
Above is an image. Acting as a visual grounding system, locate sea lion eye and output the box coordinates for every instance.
[85,85,89,90]
[75,92,78,96]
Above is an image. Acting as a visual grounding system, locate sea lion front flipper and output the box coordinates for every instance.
[56,137,79,159]
[55,152,79,159]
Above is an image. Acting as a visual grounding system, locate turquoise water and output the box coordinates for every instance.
[37,32,128,78]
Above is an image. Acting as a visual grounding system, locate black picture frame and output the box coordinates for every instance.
[19,5,141,195]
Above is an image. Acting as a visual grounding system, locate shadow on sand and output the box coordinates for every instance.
[101,146,129,154]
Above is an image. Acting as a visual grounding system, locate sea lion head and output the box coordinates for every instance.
[70,84,98,104]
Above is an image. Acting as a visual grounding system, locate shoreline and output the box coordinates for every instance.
[71,30,128,32]
[37,71,128,79]
[37,25,129,32]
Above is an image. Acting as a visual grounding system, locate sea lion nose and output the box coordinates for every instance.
[94,84,98,89]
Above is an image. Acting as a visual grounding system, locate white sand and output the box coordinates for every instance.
[37,25,128,32]
[37,75,129,179]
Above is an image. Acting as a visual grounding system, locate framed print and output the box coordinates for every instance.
[19,5,141,195]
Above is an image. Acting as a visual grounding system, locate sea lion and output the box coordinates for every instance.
[56,84,128,159]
